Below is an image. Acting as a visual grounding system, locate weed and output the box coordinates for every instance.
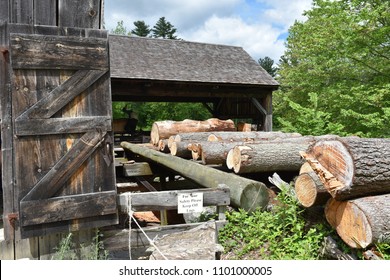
[52,229,108,260]
[219,190,332,260]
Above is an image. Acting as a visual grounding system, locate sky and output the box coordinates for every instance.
[104,0,313,63]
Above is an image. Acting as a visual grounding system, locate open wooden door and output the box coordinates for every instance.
[2,23,118,240]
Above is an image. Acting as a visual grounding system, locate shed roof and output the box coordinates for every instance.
[109,35,279,87]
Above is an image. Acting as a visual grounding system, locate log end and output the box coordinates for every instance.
[295,172,331,208]
[150,122,160,146]
[309,140,354,189]
[239,183,270,212]
[335,202,372,249]
[295,173,318,208]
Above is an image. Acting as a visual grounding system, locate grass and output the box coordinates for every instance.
[52,229,108,260]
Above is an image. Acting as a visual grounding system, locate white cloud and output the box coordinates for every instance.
[183,15,285,62]
[104,0,312,62]
[256,0,312,30]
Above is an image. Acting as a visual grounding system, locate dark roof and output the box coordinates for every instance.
[109,35,279,87]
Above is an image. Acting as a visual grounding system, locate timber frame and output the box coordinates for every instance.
[109,35,278,131]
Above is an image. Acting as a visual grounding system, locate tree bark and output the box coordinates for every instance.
[169,141,192,159]
[324,194,390,249]
[295,172,331,207]
[207,131,301,142]
[174,132,217,143]
[303,137,390,200]
[121,142,270,212]
[230,138,314,174]
[201,141,246,165]
[150,118,235,145]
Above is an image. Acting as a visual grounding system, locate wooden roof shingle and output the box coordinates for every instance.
[109,35,279,87]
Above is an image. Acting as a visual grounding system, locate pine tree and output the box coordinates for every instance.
[258,56,278,77]
[131,20,151,37]
[152,17,178,39]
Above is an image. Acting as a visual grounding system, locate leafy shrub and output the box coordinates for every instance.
[219,190,332,260]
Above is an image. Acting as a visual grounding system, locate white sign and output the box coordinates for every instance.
[177,192,204,214]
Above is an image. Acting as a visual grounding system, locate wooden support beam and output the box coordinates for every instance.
[122,162,153,177]
[118,186,230,212]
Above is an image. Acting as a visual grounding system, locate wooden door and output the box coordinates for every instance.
[2,24,118,240]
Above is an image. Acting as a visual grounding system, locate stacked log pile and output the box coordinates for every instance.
[298,137,390,249]
[128,118,390,251]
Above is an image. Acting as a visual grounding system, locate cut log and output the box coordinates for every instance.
[158,139,170,153]
[237,122,252,132]
[169,141,192,159]
[207,131,301,142]
[229,139,313,174]
[150,118,235,145]
[295,172,331,207]
[174,132,216,143]
[121,142,270,212]
[303,137,390,200]
[324,194,390,249]
[201,141,246,165]
[299,162,313,174]
[324,198,342,228]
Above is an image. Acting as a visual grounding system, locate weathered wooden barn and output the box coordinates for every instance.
[109,35,278,130]
[0,0,278,259]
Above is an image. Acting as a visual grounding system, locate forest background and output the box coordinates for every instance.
[111,0,389,138]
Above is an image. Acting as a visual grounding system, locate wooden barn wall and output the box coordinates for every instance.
[0,0,117,260]
[0,0,104,28]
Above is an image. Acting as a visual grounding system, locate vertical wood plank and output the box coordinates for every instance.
[9,0,33,24]
[0,239,15,259]
[11,69,42,259]
[33,0,57,26]
[58,0,102,29]
[0,22,15,245]
[35,69,68,260]
[0,0,9,22]
[262,92,273,131]
[15,237,39,259]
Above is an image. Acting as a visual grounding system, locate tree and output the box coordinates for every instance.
[131,20,151,37]
[275,0,390,137]
[152,17,178,39]
[111,20,128,35]
[258,56,278,77]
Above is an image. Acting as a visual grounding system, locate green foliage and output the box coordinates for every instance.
[275,0,390,137]
[52,230,108,260]
[152,17,178,39]
[111,20,129,35]
[113,102,212,131]
[375,243,390,260]
[219,190,332,260]
[258,56,278,77]
[131,20,151,37]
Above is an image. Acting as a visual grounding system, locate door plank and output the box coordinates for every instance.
[15,116,111,136]
[22,130,106,201]
[10,33,108,70]
[20,191,117,226]
[17,69,106,119]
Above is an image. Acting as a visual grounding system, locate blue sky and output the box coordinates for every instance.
[104,0,312,63]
